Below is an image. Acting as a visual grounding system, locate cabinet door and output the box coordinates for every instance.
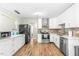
[65,5,75,28]
[49,18,61,29]
[18,35,25,47]
[53,36,57,45]
[55,36,60,48]
[13,37,20,52]
[0,14,16,31]
[38,34,42,43]
[13,35,25,53]
[0,39,14,56]
[75,4,79,27]
[53,35,60,48]
[49,18,53,29]
[38,18,42,29]
[0,14,9,31]
[50,34,54,42]
[14,37,22,51]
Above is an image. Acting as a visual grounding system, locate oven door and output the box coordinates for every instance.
[42,34,49,39]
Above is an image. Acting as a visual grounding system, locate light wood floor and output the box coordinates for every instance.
[14,39,64,56]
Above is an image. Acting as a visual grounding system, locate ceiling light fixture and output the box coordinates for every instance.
[34,12,43,16]
[14,10,20,14]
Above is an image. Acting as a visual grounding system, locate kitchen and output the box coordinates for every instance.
[0,3,79,56]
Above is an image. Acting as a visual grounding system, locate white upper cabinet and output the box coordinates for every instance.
[49,18,61,29]
[0,10,18,32]
[17,4,79,29]
[64,5,75,28]
[37,18,42,29]
[75,4,79,27]
[0,14,16,31]
[55,4,76,28]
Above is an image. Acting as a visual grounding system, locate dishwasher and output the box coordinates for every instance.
[74,46,79,56]
[60,37,68,56]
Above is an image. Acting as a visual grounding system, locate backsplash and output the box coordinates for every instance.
[58,28,79,37]
[72,28,79,37]
[38,27,79,37]
[38,29,66,35]
[49,29,59,34]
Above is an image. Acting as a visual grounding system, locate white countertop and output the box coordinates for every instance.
[38,33,79,40]
[61,35,79,40]
[10,34,24,38]
[0,34,25,40]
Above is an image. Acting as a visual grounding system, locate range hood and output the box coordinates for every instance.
[59,23,66,35]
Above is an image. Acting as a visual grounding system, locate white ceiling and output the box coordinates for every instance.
[0,3,73,18]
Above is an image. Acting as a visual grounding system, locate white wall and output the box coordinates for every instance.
[19,18,38,39]
[0,8,38,39]
[55,4,75,28]
[0,8,20,32]
[54,4,79,28]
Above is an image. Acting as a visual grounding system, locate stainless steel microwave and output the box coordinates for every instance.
[0,32,11,38]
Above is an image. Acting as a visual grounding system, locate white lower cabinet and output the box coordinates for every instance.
[38,18,42,29]
[38,34,42,43]
[13,35,25,55]
[0,34,25,56]
[50,34,60,48]
[54,35,60,48]
[0,39,14,56]
[50,34,54,42]
[14,35,25,52]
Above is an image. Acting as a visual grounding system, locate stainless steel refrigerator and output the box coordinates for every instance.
[19,24,31,44]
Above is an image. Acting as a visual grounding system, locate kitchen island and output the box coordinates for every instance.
[60,35,79,56]
[0,34,25,56]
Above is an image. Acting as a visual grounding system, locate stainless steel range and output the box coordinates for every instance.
[38,18,50,43]
[41,32,50,43]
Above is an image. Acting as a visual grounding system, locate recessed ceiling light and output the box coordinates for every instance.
[34,12,43,16]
